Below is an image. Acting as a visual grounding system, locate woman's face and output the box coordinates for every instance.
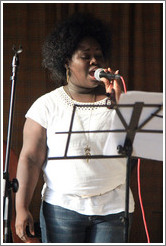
[67,37,106,90]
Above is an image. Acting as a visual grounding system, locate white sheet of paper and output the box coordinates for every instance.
[103,91,163,161]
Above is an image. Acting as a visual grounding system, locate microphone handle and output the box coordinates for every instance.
[99,71,121,80]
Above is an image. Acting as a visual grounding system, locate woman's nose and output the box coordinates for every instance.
[90,56,97,65]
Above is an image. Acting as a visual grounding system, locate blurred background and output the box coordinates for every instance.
[3,2,163,243]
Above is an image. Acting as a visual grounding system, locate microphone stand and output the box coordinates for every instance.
[3,46,22,243]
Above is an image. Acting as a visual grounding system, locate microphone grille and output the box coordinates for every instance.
[94,68,103,81]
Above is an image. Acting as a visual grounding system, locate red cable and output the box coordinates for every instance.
[137,159,150,243]
[120,76,127,94]
[120,76,150,243]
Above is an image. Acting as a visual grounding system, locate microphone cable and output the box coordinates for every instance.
[120,75,150,243]
[137,159,150,243]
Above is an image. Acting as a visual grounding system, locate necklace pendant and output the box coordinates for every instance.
[84,145,91,163]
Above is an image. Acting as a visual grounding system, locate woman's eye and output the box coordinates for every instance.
[81,54,103,60]
[95,54,103,59]
[81,56,90,60]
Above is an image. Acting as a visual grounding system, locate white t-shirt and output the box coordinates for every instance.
[25,86,135,215]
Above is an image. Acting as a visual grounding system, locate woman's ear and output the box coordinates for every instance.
[65,62,70,83]
[65,58,70,69]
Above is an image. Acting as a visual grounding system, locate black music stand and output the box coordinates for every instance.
[48,91,163,243]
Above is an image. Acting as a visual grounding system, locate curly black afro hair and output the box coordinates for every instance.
[42,12,112,87]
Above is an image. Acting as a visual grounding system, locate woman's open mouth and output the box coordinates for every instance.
[88,68,98,80]
[89,70,95,79]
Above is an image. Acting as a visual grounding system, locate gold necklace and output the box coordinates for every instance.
[66,86,96,163]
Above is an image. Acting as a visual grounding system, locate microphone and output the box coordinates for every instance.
[94,68,121,81]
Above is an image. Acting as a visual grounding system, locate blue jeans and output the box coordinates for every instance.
[40,201,48,243]
[40,201,133,243]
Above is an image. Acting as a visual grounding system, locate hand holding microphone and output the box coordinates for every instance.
[94,67,122,103]
[94,68,121,81]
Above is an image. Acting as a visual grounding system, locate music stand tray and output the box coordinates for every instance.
[104,91,163,161]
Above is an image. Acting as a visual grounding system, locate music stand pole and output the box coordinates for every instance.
[116,102,145,242]
[117,139,133,242]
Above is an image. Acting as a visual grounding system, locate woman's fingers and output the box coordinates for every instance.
[100,77,113,93]
[100,68,122,102]
[15,210,35,242]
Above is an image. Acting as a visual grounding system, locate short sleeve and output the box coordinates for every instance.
[25,95,49,129]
